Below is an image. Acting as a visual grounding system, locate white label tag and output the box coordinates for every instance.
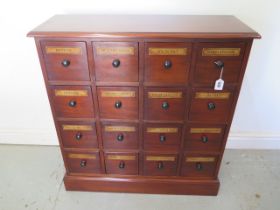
[214,79,224,90]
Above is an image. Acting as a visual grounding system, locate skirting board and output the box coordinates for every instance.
[0,129,279,149]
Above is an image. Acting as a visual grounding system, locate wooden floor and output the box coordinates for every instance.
[0,145,279,210]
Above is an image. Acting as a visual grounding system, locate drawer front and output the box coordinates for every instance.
[41,41,89,81]
[181,154,218,177]
[65,151,101,174]
[143,154,178,176]
[105,153,138,175]
[189,89,234,123]
[145,42,191,83]
[101,122,139,149]
[143,123,182,150]
[58,121,98,148]
[97,87,138,119]
[144,88,186,121]
[93,42,138,82]
[185,124,226,152]
[50,86,95,118]
[193,42,246,86]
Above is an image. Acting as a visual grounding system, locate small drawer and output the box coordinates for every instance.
[97,87,138,119]
[101,122,139,149]
[41,41,90,81]
[145,42,191,83]
[143,123,182,150]
[193,42,246,86]
[65,151,101,174]
[50,86,94,118]
[144,88,186,121]
[93,42,139,82]
[185,124,226,152]
[58,121,98,148]
[188,89,234,123]
[105,153,138,175]
[180,154,218,178]
[143,153,178,176]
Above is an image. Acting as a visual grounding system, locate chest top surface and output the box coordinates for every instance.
[27,15,261,39]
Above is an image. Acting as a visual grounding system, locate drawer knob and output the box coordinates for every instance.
[114,101,122,109]
[164,60,172,69]
[157,161,164,169]
[208,102,216,110]
[162,102,169,110]
[80,160,87,167]
[112,59,121,68]
[75,132,82,140]
[201,135,208,143]
[214,60,224,69]
[159,135,166,142]
[119,161,125,169]
[196,162,203,171]
[61,59,71,67]
[117,134,124,141]
[68,100,77,107]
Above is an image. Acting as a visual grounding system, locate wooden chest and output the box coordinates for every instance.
[28,15,260,195]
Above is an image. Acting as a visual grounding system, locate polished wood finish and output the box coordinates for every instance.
[144,42,191,84]
[28,15,260,195]
[58,121,98,148]
[93,42,139,82]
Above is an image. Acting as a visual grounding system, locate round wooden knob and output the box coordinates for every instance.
[75,132,82,140]
[112,59,121,68]
[201,135,208,143]
[159,135,166,142]
[114,101,122,109]
[164,60,172,69]
[162,102,169,110]
[61,59,71,67]
[119,161,125,169]
[117,134,124,141]
[80,160,87,167]
[208,102,215,110]
[68,100,77,107]
[196,162,203,171]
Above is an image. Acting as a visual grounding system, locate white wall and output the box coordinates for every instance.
[0,0,279,148]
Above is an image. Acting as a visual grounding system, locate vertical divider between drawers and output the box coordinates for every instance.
[138,41,145,175]
[86,39,106,174]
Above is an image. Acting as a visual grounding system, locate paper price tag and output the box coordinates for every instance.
[214,78,224,90]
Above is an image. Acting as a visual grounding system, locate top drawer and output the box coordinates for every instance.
[193,42,246,86]
[93,42,138,82]
[145,42,191,84]
[41,41,90,81]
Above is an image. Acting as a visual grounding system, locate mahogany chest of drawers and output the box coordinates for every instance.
[28,15,260,195]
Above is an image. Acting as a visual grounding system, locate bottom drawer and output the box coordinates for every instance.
[143,153,178,176]
[105,153,138,175]
[65,151,102,174]
[180,154,218,178]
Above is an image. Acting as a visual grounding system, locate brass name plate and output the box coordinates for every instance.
[149,48,188,55]
[146,156,176,161]
[186,157,215,162]
[107,155,136,160]
[101,91,135,97]
[147,128,178,133]
[202,48,240,56]
[46,46,82,55]
[195,92,230,99]
[148,92,183,99]
[68,154,96,159]
[96,47,135,55]
[55,90,88,97]
[104,126,136,132]
[190,128,222,134]
[62,125,93,131]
